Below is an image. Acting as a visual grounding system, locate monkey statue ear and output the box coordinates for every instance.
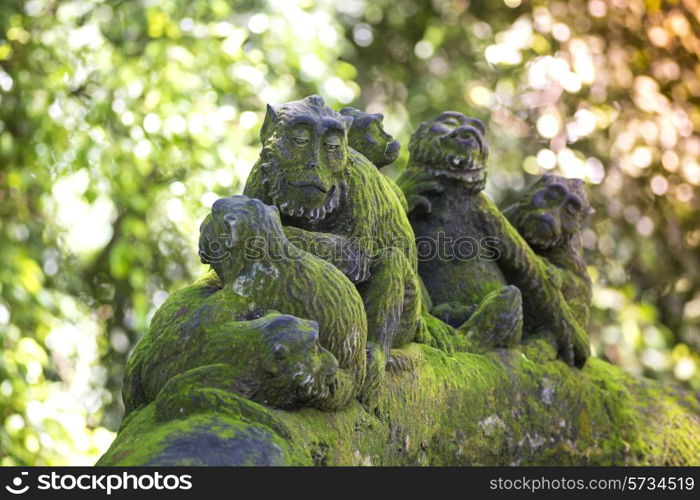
[260,104,279,143]
[464,117,486,136]
[306,94,326,107]
[342,115,354,131]
[409,121,429,141]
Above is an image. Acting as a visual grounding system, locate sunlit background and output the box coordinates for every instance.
[1,0,699,465]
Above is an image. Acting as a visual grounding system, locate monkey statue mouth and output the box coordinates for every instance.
[289,180,329,193]
[269,179,347,223]
[520,217,564,251]
[426,159,486,184]
[383,140,401,164]
[291,356,338,404]
[417,144,487,188]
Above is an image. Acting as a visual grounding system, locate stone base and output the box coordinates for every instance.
[97,341,700,466]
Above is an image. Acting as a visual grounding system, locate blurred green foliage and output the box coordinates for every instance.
[0,0,698,465]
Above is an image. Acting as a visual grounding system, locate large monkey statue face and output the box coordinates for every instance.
[407,111,489,192]
[257,95,352,222]
[505,175,594,251]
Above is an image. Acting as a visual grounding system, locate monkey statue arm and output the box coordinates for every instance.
[282,226,371,284]
[396,168,444,215]
[475,195,590,367]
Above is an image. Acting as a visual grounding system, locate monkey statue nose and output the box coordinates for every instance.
[306,161,318,169]
[537,214,558,238]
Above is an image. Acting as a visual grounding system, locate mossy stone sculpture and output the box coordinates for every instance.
[477,174,594,366]
[397,112,524,351]
[123,195,367,414]
[100,98,700,467]
[243,96,427,392]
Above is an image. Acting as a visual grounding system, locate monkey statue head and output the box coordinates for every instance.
[407,111,489,193]
[339,107,400,168]
[504,174,593,254]
[198,195,286,282]
[256,95,351,222]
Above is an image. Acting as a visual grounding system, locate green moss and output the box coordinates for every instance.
[126,306,342,414]
[101,344,700,466]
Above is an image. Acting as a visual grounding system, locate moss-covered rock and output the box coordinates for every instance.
[99,341,700,466]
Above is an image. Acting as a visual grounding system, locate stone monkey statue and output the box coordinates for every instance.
[243,95,426,399]
[123,195,368,414]
[397,112,524,350]
[398,112,592,366]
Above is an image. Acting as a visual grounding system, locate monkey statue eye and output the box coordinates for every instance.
[565,198,582,215]
[532,190,548,208]
[325,136,341,152]
[544,184,566,203]
[291,129,310,146]
[272,344,289,360]
[442,117,460,127]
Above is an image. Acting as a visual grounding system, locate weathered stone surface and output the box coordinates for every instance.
[99,341,700,466]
